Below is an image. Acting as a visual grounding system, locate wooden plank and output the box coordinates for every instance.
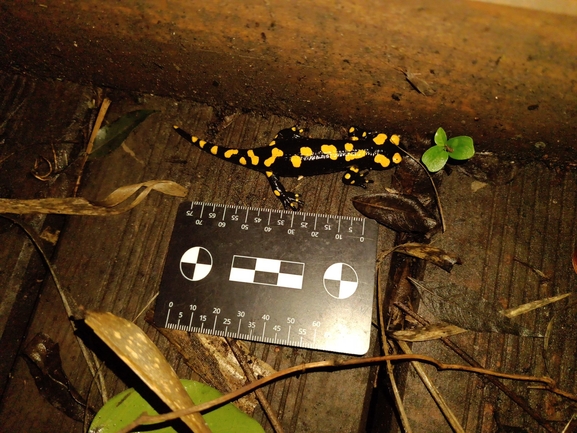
[0,73,96,398]
[1,0,575,163]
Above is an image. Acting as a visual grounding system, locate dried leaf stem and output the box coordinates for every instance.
[397,340,464,432]
[394,302,558,432]
[1,215,108,403]
[115,352,573,433]
[385,357,413,433]
[377,253,412,432]
[397,147,446,232]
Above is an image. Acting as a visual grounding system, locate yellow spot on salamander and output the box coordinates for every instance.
[344,173,351,179]
[239,157,247,165]
[300,147,313,157]
[269,140,276,146]
[392,152,402,164]
[291,155,302,168]
[348,127,356,134]
[350,166,359,173]
[345,149,367,162]
[199,140,206,148]
[351,136,359,141]
[374,154,391,168]
[210,145,219,155]
[264,147,284,167]
[390,134,401,145]
[247,149,259,165]
[344,142,354,152]
[321,144,339,160]
[373,133,388,145]
[191,136,199,143]
[274,190,281,196]
[265,171,273,177]
[224,149,238,158]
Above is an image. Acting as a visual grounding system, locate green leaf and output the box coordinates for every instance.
[89,379,265,433]
[422,145,449,172]
[434,127,447,146]
[89,109,158,159]
[447,136,475,160]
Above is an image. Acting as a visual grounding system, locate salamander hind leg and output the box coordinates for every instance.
[265,171,304,211]
[342,165,373,188]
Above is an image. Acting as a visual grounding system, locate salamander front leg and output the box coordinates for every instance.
[265,171,304,211]
[342,165,373,188]
[274,126,305,141]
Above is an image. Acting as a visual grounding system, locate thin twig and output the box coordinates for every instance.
[226,338,285,433]
[385,356,413,433]
[397,147,446,232]
[394,302,558,432]
[1,215,108,403]
[133,293,159,322]
[73,98,111,196]
[114,352,574,433]
[397,340,464,432]
[561,412,576,433]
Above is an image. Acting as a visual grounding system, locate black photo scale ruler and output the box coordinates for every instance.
[155,201,378,355]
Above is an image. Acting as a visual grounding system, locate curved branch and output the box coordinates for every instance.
[115,353,573,433]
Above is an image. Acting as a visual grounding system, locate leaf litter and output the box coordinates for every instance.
[407,278,542,337]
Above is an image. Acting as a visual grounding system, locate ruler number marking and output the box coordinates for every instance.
[164,303,325,350]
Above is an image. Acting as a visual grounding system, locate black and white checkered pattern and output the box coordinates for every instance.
[323,263,358,299]
[180,246,213,281]
[229,255,305,289]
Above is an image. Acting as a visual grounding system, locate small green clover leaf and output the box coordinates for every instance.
[422,127,475,172]
[422,145,449,172]
[447,135,475,160]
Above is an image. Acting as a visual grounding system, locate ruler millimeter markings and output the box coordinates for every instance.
[154,201,378,355]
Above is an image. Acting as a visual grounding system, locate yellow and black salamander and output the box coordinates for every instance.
[173,125,402,211]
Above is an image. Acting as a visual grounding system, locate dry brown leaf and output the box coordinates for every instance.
[352,192,438,233]
[84,311,211,433]
[0,180,187,215]
[502,293,572,318]
[408,278,540,337]
[24,333,93,422]
[573,247,577,274]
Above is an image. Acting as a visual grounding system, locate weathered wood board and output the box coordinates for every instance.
[1,0,576,162]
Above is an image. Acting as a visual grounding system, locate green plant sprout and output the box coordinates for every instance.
[421,127,475,172]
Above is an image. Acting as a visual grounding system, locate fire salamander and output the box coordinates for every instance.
[173,125,402,211]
